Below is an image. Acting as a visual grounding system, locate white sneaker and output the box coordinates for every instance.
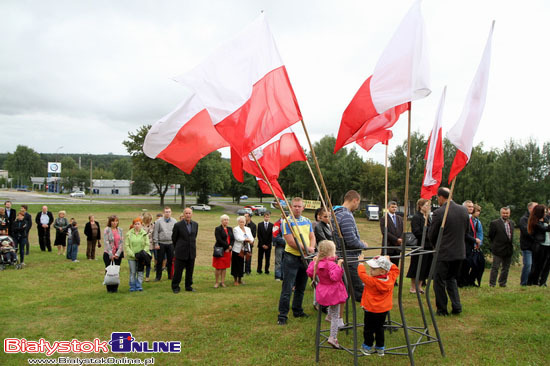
[72,260,79,263]
[376,347,385,356]
[337,318,345,329]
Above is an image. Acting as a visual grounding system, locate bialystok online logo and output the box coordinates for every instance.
[4,332,181,356]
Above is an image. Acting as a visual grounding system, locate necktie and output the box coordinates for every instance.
[505,220,511,240]
[392,214,396,226]
[265,222,268,230]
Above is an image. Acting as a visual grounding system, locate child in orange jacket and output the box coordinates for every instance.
[357,255,399,356]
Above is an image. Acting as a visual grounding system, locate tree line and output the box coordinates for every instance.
[3,127,549,224]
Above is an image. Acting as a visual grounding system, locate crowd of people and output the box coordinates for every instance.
[2,192,550,354]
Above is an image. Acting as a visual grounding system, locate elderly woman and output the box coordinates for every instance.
[407,198,433,294]
[232,216,254,286]
[142,212,155,282]
[125,218,151,292]
[84,215,101,260]
[103,215,124,293]
[213,214,235,288]
[53,210,69,256]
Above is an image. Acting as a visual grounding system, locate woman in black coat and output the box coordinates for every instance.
[212,214,235,288]
[407,198,433,294]
[527,204,550,286]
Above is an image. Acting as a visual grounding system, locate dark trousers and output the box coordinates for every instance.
[245,247,253,274]
[38,227,52,252]
[364,311,388,348]
[14,236,27,263]
[278,253,308,321]
[539,246,550,286]
[26,231,30,255]
[156,243,174,280]
[257,244,271,273]
[529,245,550,286]
[434,260,462,314]
[103,252,123,293]
[86,239,98,259]
[489,254,512,287]
[172,257,195,291]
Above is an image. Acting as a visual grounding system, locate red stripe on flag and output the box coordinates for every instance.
[157,109,228,174]
[214,66,302,157]
[448,149,469,183]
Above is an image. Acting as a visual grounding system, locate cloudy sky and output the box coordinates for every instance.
[1,0,549,164]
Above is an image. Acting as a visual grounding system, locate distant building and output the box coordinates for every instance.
[92,179,131,195]
[0,170,8,179]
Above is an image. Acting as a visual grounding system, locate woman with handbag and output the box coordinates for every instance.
[103,215,124,293]
[232,216,253,286]
[54,210,69,256]
[212,214,234,288]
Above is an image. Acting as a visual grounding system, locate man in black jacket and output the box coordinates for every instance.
[519,202,537,286]
[256,212,273,274]
[21,205,32,255]
[171,208,199,293]
[458,200,479,287]
[380,201,403,267]
[429,187,468,316]
[4,201,16,234]
[35,206,54,252]
[488,207,515,287]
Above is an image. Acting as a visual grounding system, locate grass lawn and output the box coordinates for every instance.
[1,204,549,365]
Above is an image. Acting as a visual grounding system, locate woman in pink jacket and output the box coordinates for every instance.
[307,240,348,349]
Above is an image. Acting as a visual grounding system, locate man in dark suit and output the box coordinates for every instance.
[380,201,403,267]
[429,187,469,316]
[458,200,479,287]
[4,201,16,234]
[244,212,256,275]
[171,208,199,293]
[35,205,54,252]
[256,212,273,274]
[488,207,515,287]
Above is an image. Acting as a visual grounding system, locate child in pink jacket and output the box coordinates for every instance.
[307,240,348,349]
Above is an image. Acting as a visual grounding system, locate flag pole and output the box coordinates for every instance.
[384,142,389,254]
[398,103,414,362]
[249,151,309,263]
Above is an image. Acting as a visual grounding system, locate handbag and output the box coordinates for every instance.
[213,245,224,258]
[103,260,120,285]
[405,232,418,247]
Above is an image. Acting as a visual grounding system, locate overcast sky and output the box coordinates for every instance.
[1,0,549,164]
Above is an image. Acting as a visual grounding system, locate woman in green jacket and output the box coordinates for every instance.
[124,218,151,292]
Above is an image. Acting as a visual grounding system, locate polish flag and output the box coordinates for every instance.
[256,177,285,200]
[421,87,446,199]
[143,94,229,174]
[335,0,430,153]
[447,22,495,183]
[355,129,392,152]
[174,14,302,158]
[232,128,307,182]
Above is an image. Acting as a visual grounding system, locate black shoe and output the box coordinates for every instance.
[173,288,180,294]
[265,271,270,274]
[451,309,462,315]
[185,287,196,292]
[293,312,309,318]
[257,270,263,274]
[277,318,287,325]
[436,310,449,316]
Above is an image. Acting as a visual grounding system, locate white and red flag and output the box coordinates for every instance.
[421,87,446,199]
[335,0,431,153]
[447,22,495,183]
[174,14,302,158]
[143,95,229,174]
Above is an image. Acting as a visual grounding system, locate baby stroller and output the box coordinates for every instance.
[0,236,21,270]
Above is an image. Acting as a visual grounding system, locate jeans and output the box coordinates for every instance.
[278,253,308,321]
[521,250,532,286]
[274,246,285,280]
[156,243,173,280]
[434,260,462,313]
[14,236,27,263]
[67,243,79,261]
[128,260,143,291]
[489,254,512,287]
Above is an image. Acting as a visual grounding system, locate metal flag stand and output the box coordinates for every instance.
[311,106,446,366]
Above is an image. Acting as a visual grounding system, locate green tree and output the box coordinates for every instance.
[4,145,45,187]
[111,159,132,180]
[123,125,181,207]
[187,151,228,204]
[360,159,386,206]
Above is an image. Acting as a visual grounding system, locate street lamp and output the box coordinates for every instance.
[54,146,63,193]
